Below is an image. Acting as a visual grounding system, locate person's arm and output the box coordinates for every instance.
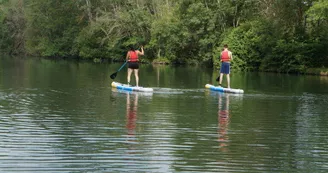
[229,51,233,61]
[138,46,144,56]
[220,52,223,62]
[126,51,130,61]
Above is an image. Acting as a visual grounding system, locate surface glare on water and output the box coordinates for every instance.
[0,57,328,172]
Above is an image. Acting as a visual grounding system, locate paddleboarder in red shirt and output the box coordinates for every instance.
[218,44,233,88]
[126,46,144,87]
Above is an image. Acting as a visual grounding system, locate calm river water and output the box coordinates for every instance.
[0,56,328,172]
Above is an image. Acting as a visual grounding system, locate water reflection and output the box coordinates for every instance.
[2,56,328,172]
[111,88,153,145]
[126,92,138,139]
[218,93,230,152]
[320,75,328,85]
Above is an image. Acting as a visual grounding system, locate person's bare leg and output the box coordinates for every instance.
[227,74,230,88]
[134,69,139,87]
[127,68,133,85]
[219,73,224,86]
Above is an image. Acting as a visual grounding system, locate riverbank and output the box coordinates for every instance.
[305,68,328,76]
[2,54,328,76]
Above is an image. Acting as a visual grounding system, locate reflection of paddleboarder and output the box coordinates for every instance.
[218,93,230,151]
[126,93,138,137]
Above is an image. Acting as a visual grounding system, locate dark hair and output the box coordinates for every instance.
[129,46,135,51]
[223,44,228,48]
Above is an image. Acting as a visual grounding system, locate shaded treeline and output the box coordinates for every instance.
[0,0,327,73]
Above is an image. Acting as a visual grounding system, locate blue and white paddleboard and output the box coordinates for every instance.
[111,81,153,92]
[205,84,244,94]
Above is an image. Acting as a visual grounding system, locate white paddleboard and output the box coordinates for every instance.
[205,84,244,94]
[111,81,153,92]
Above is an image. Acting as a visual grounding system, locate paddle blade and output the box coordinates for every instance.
[216,76,220,81]
[110,72,117,79]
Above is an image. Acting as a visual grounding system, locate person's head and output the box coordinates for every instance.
[129,45,135,51]
[223,44,228,49]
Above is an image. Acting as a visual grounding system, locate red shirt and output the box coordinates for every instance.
[221,50,230,62]
[129,51,138,62]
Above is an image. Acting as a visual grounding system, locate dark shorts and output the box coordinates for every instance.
[128,62,139,69]
[220,62,230,74]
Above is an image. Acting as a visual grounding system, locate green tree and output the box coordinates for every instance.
[0,0,25,54]
[306,0,328,66]
[25,0,87,57]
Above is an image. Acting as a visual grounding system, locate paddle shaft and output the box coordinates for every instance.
[110,61,128,79]
[117,61,128,72]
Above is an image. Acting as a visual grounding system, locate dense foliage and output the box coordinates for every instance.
[0,0,327,73]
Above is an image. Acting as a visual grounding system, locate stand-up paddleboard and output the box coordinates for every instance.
[111,81,153,92]
[111,88,153,97]
[205,84,244,94]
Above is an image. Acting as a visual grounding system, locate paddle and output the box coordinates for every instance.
[216,76,220,82]
[110,61,128,79]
